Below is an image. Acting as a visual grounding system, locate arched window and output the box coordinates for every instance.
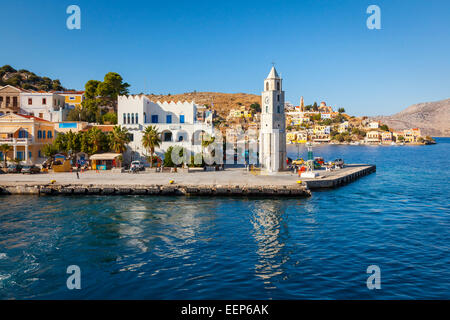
[277,106,280,113]
[123,113,126,124]
[135,113,138,123]
[277,81,280,90]
[265,82,269,91]
[144,112,147,123]
[127,113,130,124]
[131,113,134,124]
[277,94,280,102]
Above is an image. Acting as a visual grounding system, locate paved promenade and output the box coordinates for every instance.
[0,165,374,188]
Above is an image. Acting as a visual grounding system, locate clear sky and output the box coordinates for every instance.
[1,0,449,116]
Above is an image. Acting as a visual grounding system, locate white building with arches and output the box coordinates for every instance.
[118,95,214,163]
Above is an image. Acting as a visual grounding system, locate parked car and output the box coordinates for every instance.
[21,165,41,174]
[292,158,304,165]
[130,160,145,171]
[7,164,22,173]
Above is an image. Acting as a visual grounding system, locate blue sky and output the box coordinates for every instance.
[1,0,449,116]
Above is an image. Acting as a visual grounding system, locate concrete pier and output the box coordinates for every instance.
[300,164,376,189]
[0,164,376,197]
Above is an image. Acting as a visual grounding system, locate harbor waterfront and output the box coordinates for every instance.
[0,164,376,196]
[0,138,448,299]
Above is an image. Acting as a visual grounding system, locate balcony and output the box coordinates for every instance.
[0,138,32,145]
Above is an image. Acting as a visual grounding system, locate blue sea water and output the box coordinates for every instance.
[0,138,449,299]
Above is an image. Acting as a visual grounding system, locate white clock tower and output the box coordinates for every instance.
[259,66,286,172]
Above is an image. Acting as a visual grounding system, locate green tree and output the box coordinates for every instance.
[142,126,161,167]
[102,112,118,124]
[0,144,12,167]
[110,126,131,154]
[87,127,106,154]
[163,146,185,167]
[380,124,389,131]
[250,103,261,113]
[338,107,345,113]
[84,80,101,100]
[95,72,130,111]
[41,144,58,158]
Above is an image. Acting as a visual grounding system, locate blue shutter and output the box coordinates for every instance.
[166,115,172,123]
[180,115,185,123]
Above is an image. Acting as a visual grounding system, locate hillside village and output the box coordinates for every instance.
[0,65,437,170]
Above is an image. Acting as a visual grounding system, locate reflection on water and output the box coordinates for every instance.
[251,201,290,288]
[0,138,449,299]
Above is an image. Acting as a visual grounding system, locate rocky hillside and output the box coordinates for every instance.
[0,65,65,91]
[373,98,450,137]
[146,92,261,118]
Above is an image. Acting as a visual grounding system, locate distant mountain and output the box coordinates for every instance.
[0,65,66,91]
[373,98,450,137]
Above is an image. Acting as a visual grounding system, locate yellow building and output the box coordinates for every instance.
[0,113,55,164]
[366,130,381,143]
[57,91,85,109]
[381,131,393,143]
[403,128,421,143]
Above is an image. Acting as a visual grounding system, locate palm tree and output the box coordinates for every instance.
[110,125,131,154]
[87,127,104,154]
[0,144,12,168]
[142,125,161,167]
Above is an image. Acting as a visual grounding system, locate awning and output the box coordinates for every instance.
[89,153,121,160]
[0,127,21,134]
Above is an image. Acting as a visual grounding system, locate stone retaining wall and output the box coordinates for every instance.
[0,184,311,197]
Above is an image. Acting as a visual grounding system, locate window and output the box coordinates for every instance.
[266,82,269,91]
[48,130,52,138]
[144,112,147,123]
[39,113,43,118]
[0,97,3,103]
[151,115,158,123]
[43,131,46,139]
[266,106,268,113]
[128,133,134,142]
[38,130,42,139]
[0,152,3,160]
[28,151,32,159]
[163,132,172,142]
[135,113,138,123]
[69,96,75,100]
[42,98,47,105]
[277,81,280,90]
[277,94,280,102]
[131,113,135,124]
[18,129,28,138]
[277,106,280,113]
[127,113,130,124]
[166,115,172,123]
[178,135,184,142]
[180,115,185,123]
[17,151,23,161]
[38,150,41,158]
[28,98,32,105]
[123,113,126,124]
[13,97,18,107]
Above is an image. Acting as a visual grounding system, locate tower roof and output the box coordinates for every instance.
[266,66,280,79]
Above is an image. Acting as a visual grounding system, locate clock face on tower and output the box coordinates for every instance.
[265,96,269,104]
